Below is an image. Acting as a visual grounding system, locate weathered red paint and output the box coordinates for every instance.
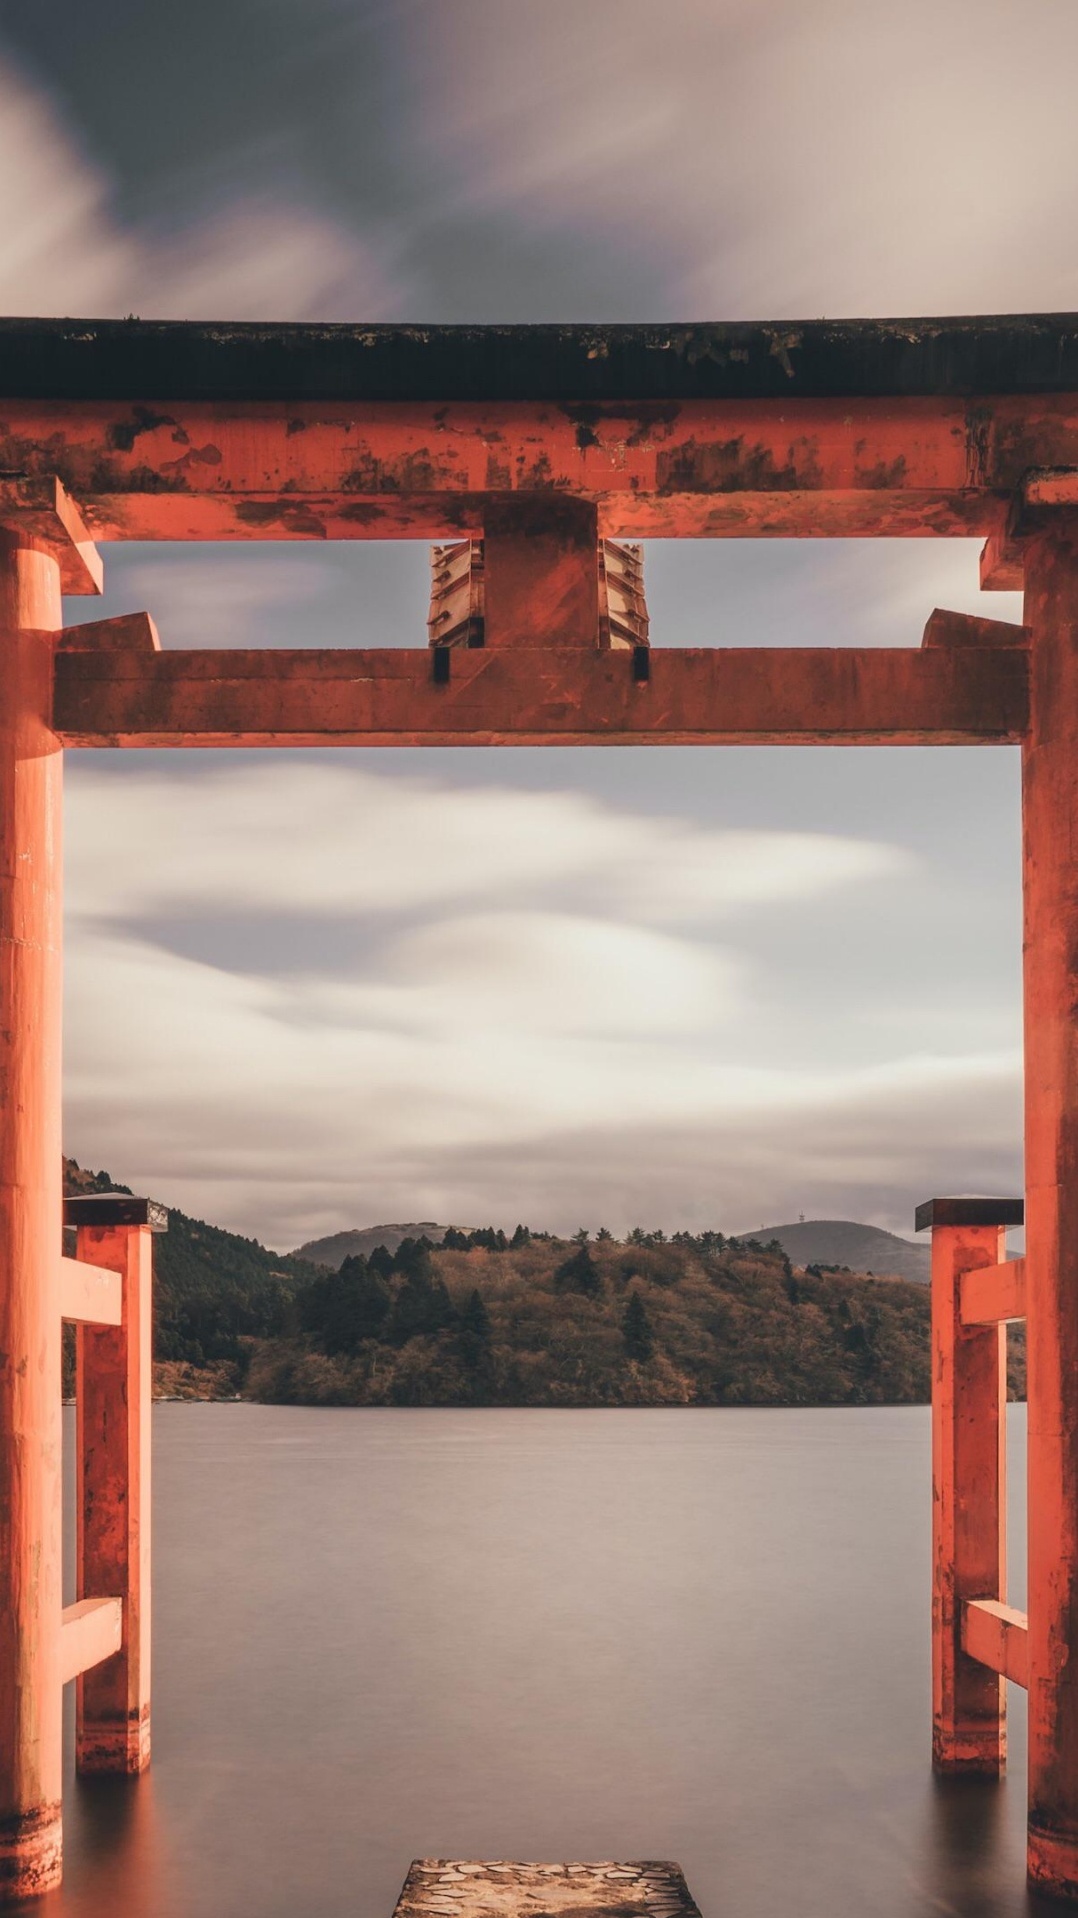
[75,1223,153,1774]
[483,497,600,647]
[6,316,1078,1903]
[1021,520,1078,1899]
[962,1600,1029,1690]
[51,643,1028,749]
[0,535,64,1902]
[0,392,1074,542]
[959,1257,1026,1326]
[931,1222,1008,1774]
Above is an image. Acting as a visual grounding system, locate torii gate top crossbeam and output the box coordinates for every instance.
[2,312,1078,550]
[2,311,1073,747]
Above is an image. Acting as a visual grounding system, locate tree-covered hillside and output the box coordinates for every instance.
[63,1170,1026,1408]
[247,1226,1025,1409]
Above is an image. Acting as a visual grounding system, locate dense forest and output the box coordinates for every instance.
[64,1166,1026,1408]
[250,1225,1025,1408]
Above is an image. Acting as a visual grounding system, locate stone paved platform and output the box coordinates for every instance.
[391,1861,701,1918]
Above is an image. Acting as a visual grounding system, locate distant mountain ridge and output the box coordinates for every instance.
[746,1219,930,1284]
[293,1222,473,1269]
[298,1216,934,1283]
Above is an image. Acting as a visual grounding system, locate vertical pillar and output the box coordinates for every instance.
[927,1207,1008,1772]
[1022,517,1078,1898]
[75,1222,153,1772]
[483,495,600,647]
[0,535,64,1901]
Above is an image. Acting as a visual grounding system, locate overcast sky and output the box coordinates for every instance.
[0,0,1066,1247]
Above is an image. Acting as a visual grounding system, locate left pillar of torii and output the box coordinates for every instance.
[0,480,158,1902]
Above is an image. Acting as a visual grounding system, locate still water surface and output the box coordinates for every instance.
[56,1405,1035,1918]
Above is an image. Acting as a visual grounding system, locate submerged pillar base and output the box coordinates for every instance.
[0,1807,62,1902]
[1028,1826,1078,1902]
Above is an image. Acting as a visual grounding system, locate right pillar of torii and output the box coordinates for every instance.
[1023,514,1078,1899]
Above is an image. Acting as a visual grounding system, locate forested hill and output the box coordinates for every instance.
[249,1226,1022,1409]
[63,1160,319,1368]
[62,1171,1026,1408]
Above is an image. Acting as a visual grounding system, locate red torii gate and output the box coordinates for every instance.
[0,312,1076,1901]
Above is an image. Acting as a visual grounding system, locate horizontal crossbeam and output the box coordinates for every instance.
[53,645,1028,748]
[60,1598,122,1685]
[960,1256,1026,1325]
[59,1255,122,1327]
[3,393,1078,544]
[962,1599,1029,1688]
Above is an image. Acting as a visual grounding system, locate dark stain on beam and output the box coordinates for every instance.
[655,436,819,495]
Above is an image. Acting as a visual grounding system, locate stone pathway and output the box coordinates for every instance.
[391,1860,701,1918]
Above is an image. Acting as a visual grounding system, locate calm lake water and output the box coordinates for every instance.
[54,1404,1036,1918]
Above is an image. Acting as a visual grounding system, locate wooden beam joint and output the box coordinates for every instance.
[60,1255,122,1327]
[60,1598,123,1686]
[962,1599,1029,1688]
[922,608,1028,650]
[58,612,160,654]
[960,1256,1026,1325]
[0,475,102,595]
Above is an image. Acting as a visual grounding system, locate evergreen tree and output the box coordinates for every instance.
[386,1264,456,1344]
[458,1288,495,1400]
[298,1255,390,1356]
[369,1244,395,1281]
[622,1289,655,1362]
[553,1244,602,1297]
[392,1236,436,1278]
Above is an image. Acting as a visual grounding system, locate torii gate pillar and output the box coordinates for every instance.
[0,531,65,1899]
[1023,515,1078,1899]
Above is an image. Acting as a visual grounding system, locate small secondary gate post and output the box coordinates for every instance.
[69,1197,164,1775]
[920,1198,1024,1775]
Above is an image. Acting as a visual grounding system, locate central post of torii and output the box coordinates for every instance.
[1021,514,1078,1900]
[0,530,66,1899]
[0,483,104,1901]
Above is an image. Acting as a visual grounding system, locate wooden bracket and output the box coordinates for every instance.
[58,611,160,654]
[960,1256,1026,1326]
[428,525,651,654]
[983,470,1078,590]
[980,531,1024,592]
[0,476,102,595]
[962,1599,1029,1689]
[922,608,1029,650]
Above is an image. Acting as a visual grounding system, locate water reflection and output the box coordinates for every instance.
[52,1404,1033,1918]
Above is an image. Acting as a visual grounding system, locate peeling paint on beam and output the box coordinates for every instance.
[1,392,1078,541]
[53,645,1028,748]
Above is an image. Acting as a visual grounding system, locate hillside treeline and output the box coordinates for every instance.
[246,1226,1013,1408]
[63,1166,1027,1408]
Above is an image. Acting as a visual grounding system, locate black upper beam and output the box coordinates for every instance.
[3,314,1078,404]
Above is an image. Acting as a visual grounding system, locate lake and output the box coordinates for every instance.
[57,1404,1032,1918]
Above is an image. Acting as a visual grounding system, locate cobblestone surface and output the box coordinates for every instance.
[392,1860,701,1918]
